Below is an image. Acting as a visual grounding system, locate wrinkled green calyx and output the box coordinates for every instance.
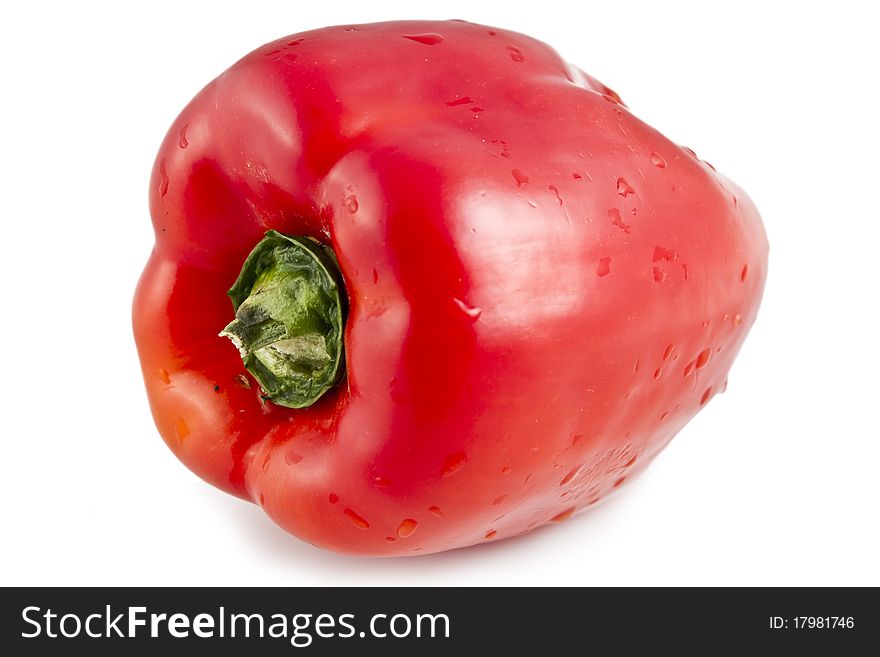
[220,230,346,408]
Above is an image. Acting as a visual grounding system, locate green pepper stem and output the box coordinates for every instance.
[220,230,346,408]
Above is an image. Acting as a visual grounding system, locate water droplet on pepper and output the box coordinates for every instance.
[344,508,370,529]
[402,33,444,45]
[551,507,575,522]
[442,451,468,477]
[512,169,529,186]
[397,518,418,538]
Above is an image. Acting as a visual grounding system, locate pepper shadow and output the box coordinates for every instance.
[216,463,656,583]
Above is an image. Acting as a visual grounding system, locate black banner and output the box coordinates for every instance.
[1,587,876,654]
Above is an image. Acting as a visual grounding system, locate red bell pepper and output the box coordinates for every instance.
[133,20,767,555]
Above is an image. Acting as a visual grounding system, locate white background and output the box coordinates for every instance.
[1,1,878,586]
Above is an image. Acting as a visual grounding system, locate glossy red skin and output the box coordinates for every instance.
[134,20,767,556]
